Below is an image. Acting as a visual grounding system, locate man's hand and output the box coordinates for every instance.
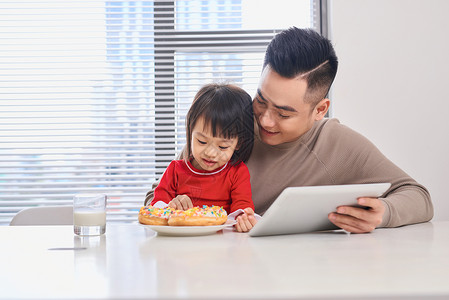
[235,207,258,232]
[168,195,193,210]
[328,197,385,233]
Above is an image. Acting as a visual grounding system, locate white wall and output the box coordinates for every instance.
[329,0,449,221]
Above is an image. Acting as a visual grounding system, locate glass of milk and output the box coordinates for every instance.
[73,193,107,236]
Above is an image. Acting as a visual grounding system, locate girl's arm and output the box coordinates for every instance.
[145,148,186,205]
[150,161,178,206]
[229,163,254,213]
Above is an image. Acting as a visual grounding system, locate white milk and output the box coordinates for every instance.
[74,211,106,226]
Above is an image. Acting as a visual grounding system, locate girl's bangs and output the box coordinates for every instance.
[202,106,239,139]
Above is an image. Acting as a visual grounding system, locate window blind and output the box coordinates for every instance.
[0,0,319,225]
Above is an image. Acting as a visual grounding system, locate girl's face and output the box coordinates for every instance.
[190,117,238,171]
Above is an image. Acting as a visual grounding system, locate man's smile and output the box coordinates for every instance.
[259,125,279,136]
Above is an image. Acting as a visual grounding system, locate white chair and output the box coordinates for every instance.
[9,205,73,226]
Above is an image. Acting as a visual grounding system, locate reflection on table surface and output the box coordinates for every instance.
[0,221,448,300]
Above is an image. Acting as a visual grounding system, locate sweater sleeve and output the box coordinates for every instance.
[318,119,433,228]
[144,149,186,205]
[149,161,178,206]
[229,163,255,213]
[379,183,433,227]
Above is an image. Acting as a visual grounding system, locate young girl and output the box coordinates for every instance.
[149,83,255,232]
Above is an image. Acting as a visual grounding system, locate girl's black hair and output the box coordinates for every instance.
[184,83,254,165]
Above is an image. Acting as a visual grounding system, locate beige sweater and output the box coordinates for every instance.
[145,118,433,228]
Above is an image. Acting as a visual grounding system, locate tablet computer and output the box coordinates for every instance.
[249,183,391,237]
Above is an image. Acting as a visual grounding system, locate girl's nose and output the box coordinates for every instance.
[203,144,219,158]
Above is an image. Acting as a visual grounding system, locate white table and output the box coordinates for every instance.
[1,221,449,300]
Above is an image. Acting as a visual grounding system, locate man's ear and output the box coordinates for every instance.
[314,98,330,120]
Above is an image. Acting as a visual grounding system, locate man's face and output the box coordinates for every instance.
[253,66,326,146]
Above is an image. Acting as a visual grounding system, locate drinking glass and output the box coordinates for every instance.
[73,193,107,236]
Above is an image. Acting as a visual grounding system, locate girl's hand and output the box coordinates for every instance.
[235,207,258,232]
[168,195,193,210]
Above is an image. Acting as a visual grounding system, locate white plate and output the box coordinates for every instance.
[140,220,236,236]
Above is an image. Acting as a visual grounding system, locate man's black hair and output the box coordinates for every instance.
[263,27,338,104]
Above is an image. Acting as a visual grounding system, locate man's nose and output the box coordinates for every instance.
[259,108,276,128]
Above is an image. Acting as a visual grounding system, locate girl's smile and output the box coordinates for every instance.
[202,158,217,167]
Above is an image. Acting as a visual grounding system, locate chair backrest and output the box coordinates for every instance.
[9,206,73,226]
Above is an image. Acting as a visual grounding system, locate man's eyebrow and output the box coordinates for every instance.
[257,89,268,102]
[257,89,297,113]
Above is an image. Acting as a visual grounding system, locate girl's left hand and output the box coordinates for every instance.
[235,207,258,232]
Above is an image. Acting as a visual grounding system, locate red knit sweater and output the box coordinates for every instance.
[150,159,254,214]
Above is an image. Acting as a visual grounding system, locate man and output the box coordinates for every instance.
[146,27,433,233]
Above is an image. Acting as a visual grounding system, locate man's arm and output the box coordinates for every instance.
[322,120,433,232]
[378,183,433,227]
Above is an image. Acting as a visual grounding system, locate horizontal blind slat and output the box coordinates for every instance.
[1,199,145,206]
[0,169,164,175]
[0,192,148,199]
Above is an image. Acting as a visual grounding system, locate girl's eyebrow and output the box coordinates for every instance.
[194,131,234,143]
[220,138,234,143]
[257,89,298,113]
[194,131,208,138]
